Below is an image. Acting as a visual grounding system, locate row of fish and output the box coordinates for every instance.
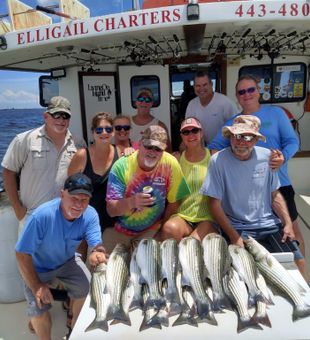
[86,233,310,333]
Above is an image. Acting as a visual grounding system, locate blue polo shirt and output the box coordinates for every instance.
[16,198,101,273]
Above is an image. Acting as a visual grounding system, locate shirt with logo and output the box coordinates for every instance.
[106,151,190,235]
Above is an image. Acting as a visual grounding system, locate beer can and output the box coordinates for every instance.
[143,186,155,206]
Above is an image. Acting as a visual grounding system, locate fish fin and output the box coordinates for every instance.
[158,309,169,327]
[212,292,232,312]
[292,303,310,321]
[237,316,263,333]
[172,312,199,327]
[139,312,162,332]
[85,319,109,332]
[129,294,143,311]
[106,305,131,326]
[143,296,166,311]
[253,311,272,328]
[196,299,215,322]
[165,291,182,316]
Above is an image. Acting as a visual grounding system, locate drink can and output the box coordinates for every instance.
[143,186,155,206]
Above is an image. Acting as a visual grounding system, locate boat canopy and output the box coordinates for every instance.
[0,0,309,72]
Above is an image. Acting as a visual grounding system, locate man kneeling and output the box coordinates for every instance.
[15,173,108,340]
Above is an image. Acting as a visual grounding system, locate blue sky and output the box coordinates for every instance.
[0,0,137,108]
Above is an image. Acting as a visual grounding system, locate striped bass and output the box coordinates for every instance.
[85,263,109,332]
[229,244,267,306]
[139,284,164,331]
[172,271,198,327]
[202,233,232,311]
[161,239,182,316]
[223,267,263,333]
[245,236,310,321]
[128,247,143,311]
[136,238,165,310]
[179,237,217,324]
[106,243,131,325]
[253,272,272,328]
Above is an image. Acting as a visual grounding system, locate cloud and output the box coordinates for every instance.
[0,89,39,108]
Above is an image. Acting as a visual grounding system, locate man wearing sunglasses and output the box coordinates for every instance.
[2,96,77,233]
[105,125,190,252]
[208,74,308,280]
[201,115,308,282]
[185,71,238,144]
[15,173,107,339]
[131,87,171,151]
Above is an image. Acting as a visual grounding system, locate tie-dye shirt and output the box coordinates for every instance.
[106,151,190,235]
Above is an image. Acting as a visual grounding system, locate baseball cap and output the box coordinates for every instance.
[180,117,202,131]
[141,125,167,151]
[47,96,72,116]
[63,173,93,197]
[136,88,154,101]
[222,115,266,142]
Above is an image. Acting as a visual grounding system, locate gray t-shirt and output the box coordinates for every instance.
[200,146,281,232]
[185,92,237,144]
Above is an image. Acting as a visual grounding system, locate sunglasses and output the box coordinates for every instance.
[233,134,256,142]
[137,96,152,103]
[181,128,200,136]
[237,87,256,96]
[114,125,131,131]
[49,112,70,120]
[143,144,163,152]
[95,126,113,134]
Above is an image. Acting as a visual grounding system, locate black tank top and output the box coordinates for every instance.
[83,146,118,232]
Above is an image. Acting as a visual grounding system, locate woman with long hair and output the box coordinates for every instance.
[68,112,118,238]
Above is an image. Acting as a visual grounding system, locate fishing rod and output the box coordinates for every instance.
[36,5,77,20]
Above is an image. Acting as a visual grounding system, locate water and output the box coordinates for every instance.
[0,109,44,189]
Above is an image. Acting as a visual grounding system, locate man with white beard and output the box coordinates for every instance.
[105,126,190,253]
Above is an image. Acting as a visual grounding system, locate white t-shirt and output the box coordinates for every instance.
[185,92,237,144]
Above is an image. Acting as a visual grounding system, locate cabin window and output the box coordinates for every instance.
[239,62,307,103]
[130,75,160,108]
[39,76,59,106]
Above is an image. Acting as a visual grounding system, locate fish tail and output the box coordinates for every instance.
[139,313,162,332]
[212,292,232,312]
[237,316,263,333]
[143,296,166,311]
[253,311,272,328]
[196,300,211,320]
[85,319,109,332]
[172,311,198,327]
[107,305,131,326]
[129,294,143,311]
[292,304,310,321]
[165,291,182,316]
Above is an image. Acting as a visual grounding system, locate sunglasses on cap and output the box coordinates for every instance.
[233,134,256,142]
[95,126,113,134]
[237,87,256,96]
[180,127,201,136]
[114,125,131,131]
[143,144,163,152]
[137,96,152,103]
[49,112,71,120]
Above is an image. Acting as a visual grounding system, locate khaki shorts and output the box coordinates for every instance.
[102,227,157,254]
